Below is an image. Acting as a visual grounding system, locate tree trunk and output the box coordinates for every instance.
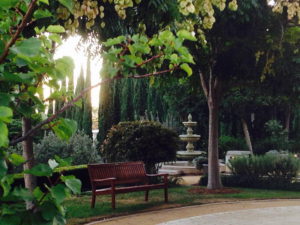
[241,118,253,154]
[22,117,36,210]
[207,94,223,189]
[284,104,291,139]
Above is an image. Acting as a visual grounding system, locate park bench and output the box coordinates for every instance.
[87,161,169,209]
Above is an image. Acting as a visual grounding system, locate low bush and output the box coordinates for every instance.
[34,131,101,165]
[193,153,208,170]
[229,154,300,182]
[205,154,300,189]
[219,135,247,158]
[102,121,179,173]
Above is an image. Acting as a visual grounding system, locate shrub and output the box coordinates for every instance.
[219,135,247,158]
[193,153,208,170]
[228,154,300,183]
[102,121,179,173]
[34,131,101,165]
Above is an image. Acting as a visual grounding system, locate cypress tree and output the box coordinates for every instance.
[121,79,134,121]
[65,72,74,119]
[113,79,121,124]
[74,67,85,130]
[55,79,66,117]
[82,53,93,138]
[97,80,114,144]
[48,88,54,115]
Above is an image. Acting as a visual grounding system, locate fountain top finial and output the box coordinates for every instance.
[188,113,192,122]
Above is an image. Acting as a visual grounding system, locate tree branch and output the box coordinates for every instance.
[0,0,38,64]
[10,66,177,146]
[136,53,163,68]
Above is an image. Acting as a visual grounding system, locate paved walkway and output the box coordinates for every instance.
[87,199,300,225]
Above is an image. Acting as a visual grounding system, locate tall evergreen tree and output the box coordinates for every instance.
[65,72,75,119]
[97,79,114,144]
[82,53,93,138]
[48,88,54,115]
[74,67,85,130]
[121,79,134,121]
[113,79,121,124]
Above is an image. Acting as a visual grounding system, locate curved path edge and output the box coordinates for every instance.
[86,199,300,225]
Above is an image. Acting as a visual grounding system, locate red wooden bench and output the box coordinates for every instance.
[87,161,168,209]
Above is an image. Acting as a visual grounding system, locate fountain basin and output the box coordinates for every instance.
[182,121,197,127]
[179,134,200,142]
[176,150,205,160]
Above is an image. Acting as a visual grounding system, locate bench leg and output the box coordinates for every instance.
[145,190,149,201]
[91,193,96,208]
[112,193,116,209]
[164,187,168,203]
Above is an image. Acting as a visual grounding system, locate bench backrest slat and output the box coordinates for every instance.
[88,162,147,186]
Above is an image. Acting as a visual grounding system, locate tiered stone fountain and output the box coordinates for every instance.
[159,114,205,175]
[177,114,203,162]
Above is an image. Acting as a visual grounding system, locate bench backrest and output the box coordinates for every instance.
[88,161,147,186]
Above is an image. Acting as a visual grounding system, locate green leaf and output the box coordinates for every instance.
[65,178,81,194]
[0,158,8,178]
[177,30,197,41]
[33,187,44,201]
[0,106,13,123]
[8,153,25,166]
[59,0,74,12]
[104,36,126,47]
[17,103,34,117]
[38,0,49,5]
[49,34,62,44]
[24,164,53,177]
[48,159,59,169]
[0,121,9,147]
[0,0,18,8]
[180,63,193,76]
[54,155,72,167]
[51,184,67,204]
[10,38,41,57]
[41,201,59,221]
[12,187,34,201]
[159,30,175,42]
[46,25,65,33]
[34,9,52,19]
[52,118,77,141]
[0,92,12,106]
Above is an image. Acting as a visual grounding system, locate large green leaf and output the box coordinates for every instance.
[59,0,74,13]
[52,119,77,141]
[104,36,126,47]
[177,30,197,41]
[65,178,81,194]
[8,153,25,166]
[10,38,41,57]
[0,106,12,123]
[24,164,53,177]
[34,9,52,19]
[0,0,18,8]
[0,121,9,147]
[46,25,65,33]
[180,63,193,76]
[51,184,67,204]
[41,201,59,221]
[12,187,34,201]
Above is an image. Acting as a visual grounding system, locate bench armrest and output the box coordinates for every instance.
[146,173,168,177]
[146,173,168,183]
[92,177,117,185]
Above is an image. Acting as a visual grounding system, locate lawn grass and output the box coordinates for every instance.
[65,186,300,225]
